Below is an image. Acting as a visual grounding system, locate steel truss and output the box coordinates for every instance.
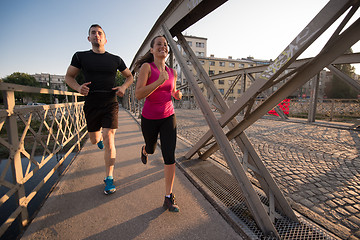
[130,0,360,238]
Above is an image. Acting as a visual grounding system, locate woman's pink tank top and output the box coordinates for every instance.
[141,62,175,120]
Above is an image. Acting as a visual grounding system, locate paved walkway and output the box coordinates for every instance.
[21,108,242,240]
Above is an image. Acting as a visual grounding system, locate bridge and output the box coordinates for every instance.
[1,0,360,239]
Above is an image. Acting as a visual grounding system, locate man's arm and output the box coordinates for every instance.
[65,65,91,96]
[113,68,134,97]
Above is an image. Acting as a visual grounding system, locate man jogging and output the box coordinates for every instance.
[65,24,134,195]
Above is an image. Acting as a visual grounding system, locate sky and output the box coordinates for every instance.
[0,0,359,79]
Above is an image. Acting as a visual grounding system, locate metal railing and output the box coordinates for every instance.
[0,82,87,237]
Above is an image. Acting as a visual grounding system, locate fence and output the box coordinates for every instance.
[289,99,360,121]
[0,82,87,237]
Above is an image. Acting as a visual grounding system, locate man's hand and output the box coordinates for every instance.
[113,86,127,97]
[79,82,91,96]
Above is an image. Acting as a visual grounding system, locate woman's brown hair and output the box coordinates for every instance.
[134,35,169,72]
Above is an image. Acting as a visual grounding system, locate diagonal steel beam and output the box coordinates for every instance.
[177,32,297,221]
[327,64,360,92]
[204,14,360,158]
[186,0,357,159]
[163,24,283,238]
[130,0,227,71]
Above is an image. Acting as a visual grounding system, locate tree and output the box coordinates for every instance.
[325,49,358,99]
[2,72,42,104]
[115,71,126,86]
[115,71,126,103]
[3,72,39,86]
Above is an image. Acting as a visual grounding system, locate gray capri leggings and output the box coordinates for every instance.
[141,114,177,165]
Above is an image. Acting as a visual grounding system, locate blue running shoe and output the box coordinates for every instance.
[97,140,104,149]
[104,176,116,195]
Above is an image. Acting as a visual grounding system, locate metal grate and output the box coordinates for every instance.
[178,157,339,240]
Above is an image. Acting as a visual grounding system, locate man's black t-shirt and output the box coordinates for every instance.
[70,50,127,103]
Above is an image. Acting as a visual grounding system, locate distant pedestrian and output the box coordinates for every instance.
[65,24,134,195]
[134,35,182,212]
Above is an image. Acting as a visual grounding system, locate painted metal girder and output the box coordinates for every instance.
[130,0,227,70]
[186,0,360,160]
[175,30,298,230]
[129,0,360,238]
[163,24,282,238]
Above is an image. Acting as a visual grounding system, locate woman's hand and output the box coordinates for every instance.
[172,89,182,100]
[158,69,169,85]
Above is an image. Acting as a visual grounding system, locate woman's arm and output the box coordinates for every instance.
[135,63,168,100]
[171,69,182,100]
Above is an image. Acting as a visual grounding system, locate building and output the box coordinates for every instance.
[173,35,270,103]
[32,73,67,91]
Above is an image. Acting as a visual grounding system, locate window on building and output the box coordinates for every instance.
[187,60,192,65]
[238,89,241,94]
[229,62,235,67]
[209,70,215,76]
[200,60,205,65]
[187,41,192,46]
[209,61,215,66]
[219,62,225,67]
[219,71,224,74]
[219,89,224,95]
[229,80,234,85]
[219,80,224,85]
[196,52,205,57]
[229,89,234,93]
[196,42,205,48]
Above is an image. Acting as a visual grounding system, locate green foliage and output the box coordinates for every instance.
[115,71,126,86]
[325,49,358,99]
[3,72,40,86]
[2,72,41,104]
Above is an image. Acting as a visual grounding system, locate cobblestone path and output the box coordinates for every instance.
[175,109,360,240]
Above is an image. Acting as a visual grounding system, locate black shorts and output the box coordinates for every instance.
[84,101,119,132]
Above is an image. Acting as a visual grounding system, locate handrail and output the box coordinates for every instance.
[0,83,87,237]
[0,82,82,96]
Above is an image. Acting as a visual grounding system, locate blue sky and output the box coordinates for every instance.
[0,0,359,78]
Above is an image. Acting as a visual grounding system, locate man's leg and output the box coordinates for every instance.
[88,131,102,145]
[102,128,116,177]
[102,128,116,195]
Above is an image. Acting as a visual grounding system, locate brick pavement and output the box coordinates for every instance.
[175,109,360,240]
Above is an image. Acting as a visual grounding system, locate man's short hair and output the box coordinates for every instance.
[88,24,105,35]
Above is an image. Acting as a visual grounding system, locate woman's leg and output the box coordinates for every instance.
[141,116,159,155]
[159,115,177,195]
[164,164,176,195]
